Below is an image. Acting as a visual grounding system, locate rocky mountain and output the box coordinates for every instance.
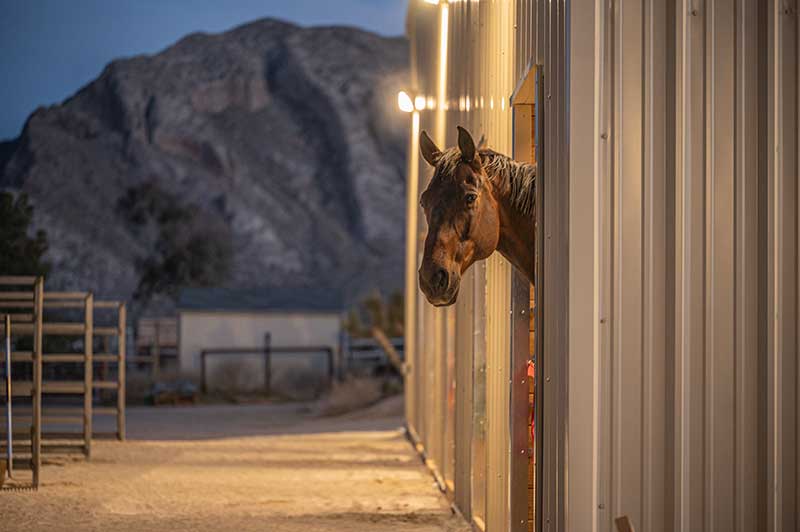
[0,19,409,314]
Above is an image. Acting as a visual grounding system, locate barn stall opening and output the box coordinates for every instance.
[402,1,798,532]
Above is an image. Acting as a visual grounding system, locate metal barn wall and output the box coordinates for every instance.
[408,1,796,532]
[568,1,799,531]
[405,1,532,530]
[405,0,568,531]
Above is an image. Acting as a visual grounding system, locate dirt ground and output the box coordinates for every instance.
[0,397,469,532]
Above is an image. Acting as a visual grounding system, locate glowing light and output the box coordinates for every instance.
[423,0,440,4]
[501,97,506,111]
[435,1,449,140]
[427,97,436,110]
[398,91,414,113]
[465,95,471,112]
[490,97,494,109]
[414,95,426,111]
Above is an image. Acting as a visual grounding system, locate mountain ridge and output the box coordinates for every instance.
[0,18,410,314]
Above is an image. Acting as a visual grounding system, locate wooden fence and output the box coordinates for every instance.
[134,317,177,379]
[0,277,126,488]
[92,300,126,441]
[0,276,43,487]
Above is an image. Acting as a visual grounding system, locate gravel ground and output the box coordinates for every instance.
[0,397,469,532]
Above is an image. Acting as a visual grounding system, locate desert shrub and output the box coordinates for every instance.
[316,376,384,417]
[270,364,329,401]
[210,359,265,393]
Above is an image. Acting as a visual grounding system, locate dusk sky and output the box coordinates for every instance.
[0,0,407,140]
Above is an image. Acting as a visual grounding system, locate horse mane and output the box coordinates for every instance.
[435,147,536,216]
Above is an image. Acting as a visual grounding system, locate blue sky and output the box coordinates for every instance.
[0,0,407,140]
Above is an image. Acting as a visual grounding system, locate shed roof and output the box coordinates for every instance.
[177,286,348,314]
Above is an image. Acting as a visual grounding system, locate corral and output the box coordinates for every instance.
[1,276,126,489]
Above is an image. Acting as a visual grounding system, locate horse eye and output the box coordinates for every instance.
[465,193,477,205]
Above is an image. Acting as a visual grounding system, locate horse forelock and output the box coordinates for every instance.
[433,147,536,216]
[433,147,465,180]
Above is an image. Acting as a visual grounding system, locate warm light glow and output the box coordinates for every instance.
[414,95,426,111]
[434,2,449,142]
[490,97,494,109]
[465,95,471,112]
[427,96,435,110]
[398,91,414,113]
[423,0,439,4]
[501,97,506,110]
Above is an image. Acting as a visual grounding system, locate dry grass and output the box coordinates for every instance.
[270,365,329,401]
[316,377,385,417]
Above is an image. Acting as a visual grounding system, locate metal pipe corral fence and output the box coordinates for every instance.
[199,343,335,395]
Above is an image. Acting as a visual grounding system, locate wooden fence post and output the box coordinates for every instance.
[117,304,126,441]
[32,277,43,487]
[83,293,93,459]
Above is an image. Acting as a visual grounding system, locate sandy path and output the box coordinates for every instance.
[0,398,469,532]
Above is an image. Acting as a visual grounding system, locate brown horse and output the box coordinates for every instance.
[417,126,535,306]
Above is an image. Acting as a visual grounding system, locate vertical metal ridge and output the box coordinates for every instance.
[703,2,715,529]
[708,0,737,529]
[643,0,669,529]
[674,0,709,528]
[733,1,760,530]
[797,0,800,521]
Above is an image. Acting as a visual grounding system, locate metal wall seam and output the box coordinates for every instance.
[596,0,614,529]
[734,1,761,530]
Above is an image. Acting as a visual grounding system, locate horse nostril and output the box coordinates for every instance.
[434,269,449,292]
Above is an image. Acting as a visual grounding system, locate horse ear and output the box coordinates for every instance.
[457,126,477,162]
[476,134,487,150]
[420,130,441,167]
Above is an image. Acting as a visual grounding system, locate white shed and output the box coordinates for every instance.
[177,287,343,393]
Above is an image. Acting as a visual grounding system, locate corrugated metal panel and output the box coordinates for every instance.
[567,1,598,532]
[767,2,798,531]
[540,1,570,531]
[568,1,799,531]
[406,1,533,530]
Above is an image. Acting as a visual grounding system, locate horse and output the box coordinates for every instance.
[417,126,536,306]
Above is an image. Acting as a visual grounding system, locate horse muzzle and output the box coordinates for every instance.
[419,267,461,307]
